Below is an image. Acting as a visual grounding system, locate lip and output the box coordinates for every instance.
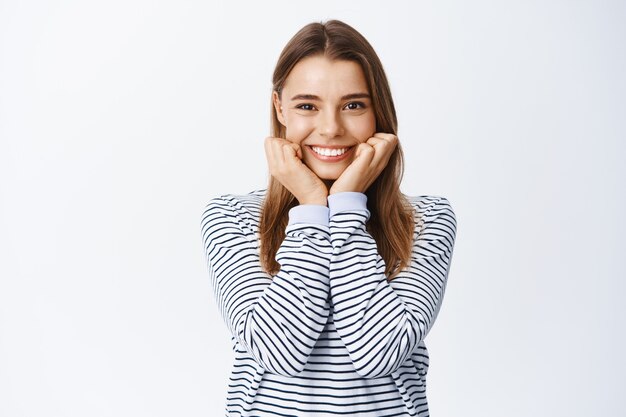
[305,145,354,162]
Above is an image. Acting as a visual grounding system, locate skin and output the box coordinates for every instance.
[264,54,398,206]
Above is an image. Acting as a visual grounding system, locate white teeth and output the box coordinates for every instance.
[311,146,348,157]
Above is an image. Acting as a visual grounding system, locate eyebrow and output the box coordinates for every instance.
[290,93,371,101]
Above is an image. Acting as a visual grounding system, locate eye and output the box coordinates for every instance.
[344,101,366,110]
[295,103,316,111]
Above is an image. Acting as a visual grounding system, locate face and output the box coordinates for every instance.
[273,55,376,184]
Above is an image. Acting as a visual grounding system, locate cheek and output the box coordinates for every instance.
[345,115,377,142]
[284,115,315,144]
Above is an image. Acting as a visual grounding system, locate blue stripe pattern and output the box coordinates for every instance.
[201,189,456,416]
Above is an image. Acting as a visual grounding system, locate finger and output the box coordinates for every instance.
[282,142,296,159]
[369,134,398,149]
[354,142,375,164]
[282,143,304,171]
[283,140,302,159]
[366,137,385,148]
[373,132,398,143]
[371,134,398,157]
[367,136,396,167]
[283,142,302,160]
[264,137,281,165]
[274,138,302,159]
[293,143,302,159]
[266,137,293,168]
[365,138,390,161]
[270,137,289,165]
[264,136,274,155]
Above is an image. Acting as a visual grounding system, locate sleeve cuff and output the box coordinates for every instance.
[288,205,330,226]
[328,192,369,217]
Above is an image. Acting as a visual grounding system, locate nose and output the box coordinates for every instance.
[319,110,345,138]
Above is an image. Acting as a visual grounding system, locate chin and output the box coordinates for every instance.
[314,169,343,181]
[306,161,348,181]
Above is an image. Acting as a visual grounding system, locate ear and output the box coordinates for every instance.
[272,91,286,127]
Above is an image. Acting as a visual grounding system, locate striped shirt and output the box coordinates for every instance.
[200,189,457,416]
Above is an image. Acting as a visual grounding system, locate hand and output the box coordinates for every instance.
[329,133,398,194]
[264,136,328,205]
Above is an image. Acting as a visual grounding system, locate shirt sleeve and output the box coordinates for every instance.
[327,192,457,378]
[201,196,332,376]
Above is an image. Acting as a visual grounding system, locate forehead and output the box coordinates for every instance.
[282,55,369,98]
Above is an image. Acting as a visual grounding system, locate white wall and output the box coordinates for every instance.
[1,1,624,416]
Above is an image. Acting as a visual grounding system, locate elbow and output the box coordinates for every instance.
[235,322,315,377]
[245,339,309,377]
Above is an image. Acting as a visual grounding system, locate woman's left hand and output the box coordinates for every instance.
[329,133,398,194]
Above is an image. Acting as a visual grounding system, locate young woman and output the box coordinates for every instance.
[201,19,457,417]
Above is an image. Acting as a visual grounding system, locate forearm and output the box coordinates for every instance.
[327,193,456,378]
[203,198,332,376]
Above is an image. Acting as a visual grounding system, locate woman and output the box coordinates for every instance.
[201,19,457,417]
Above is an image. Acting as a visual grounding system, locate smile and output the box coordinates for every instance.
[306,145,354,162]
[311,146,349,156]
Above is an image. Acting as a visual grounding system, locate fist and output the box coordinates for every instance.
[264,137,328,205]
[329,133,398,194]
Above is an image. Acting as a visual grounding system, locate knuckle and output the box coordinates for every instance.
[377,133,397,142]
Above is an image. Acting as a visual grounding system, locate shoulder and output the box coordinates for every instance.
[200,189,266,235]
[403,194,457,236]
[202,189,266,217]
[404,194,454,216]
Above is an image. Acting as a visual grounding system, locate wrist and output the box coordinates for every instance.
[298,197,328,206]
[297,191,328,206]
[329,184,365,195]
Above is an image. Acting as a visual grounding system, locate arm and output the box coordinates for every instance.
[201,195,332,376]
[327,192,457,378]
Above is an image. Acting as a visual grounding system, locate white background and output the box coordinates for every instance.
[1,1,624,416]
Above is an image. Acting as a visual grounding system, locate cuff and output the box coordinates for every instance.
[328,192,369,217]
[288,205,330,226]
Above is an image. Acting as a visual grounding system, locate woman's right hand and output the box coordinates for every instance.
[264,137,328,206]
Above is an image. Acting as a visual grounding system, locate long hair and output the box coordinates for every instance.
[259,20,415,281]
